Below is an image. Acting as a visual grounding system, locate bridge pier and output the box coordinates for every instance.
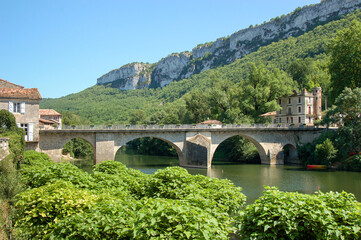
[182,132,212,168]
[95,133,115,164]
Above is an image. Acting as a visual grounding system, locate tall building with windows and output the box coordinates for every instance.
[0,79,42,149]
[261,87,322,125]
[276,87,322,124]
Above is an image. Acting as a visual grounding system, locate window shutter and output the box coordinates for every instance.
[8,101,13,112]
[20,102,25,114]
[28,123,33,141]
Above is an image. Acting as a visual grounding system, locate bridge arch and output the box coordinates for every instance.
[282,143,299,165]
[114,135,184,165]
[210,133,268,166]
[62,137,96,163]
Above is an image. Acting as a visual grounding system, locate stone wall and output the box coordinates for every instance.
[0,138,10,161]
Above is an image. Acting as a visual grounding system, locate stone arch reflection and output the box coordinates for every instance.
[114,136,183,168]
[282,144,299,165]
[62,137,95,171]
[212,135,261,166]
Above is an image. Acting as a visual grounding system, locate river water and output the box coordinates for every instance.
[112,152,361,204]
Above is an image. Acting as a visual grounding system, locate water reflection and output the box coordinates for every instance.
[73,152,361,205]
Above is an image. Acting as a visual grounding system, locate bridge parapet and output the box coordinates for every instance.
[54,123,320,131]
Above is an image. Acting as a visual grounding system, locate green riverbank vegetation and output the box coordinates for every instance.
[1,107,361,239]
[2,151,360,239]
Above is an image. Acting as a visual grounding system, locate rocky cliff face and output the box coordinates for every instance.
[97,0,361,90]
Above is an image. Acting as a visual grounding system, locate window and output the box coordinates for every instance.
[299,117,301,123]
[288,98,291,104]
[18,123,33,141]
[13,103,21,113]
[287,117,289,123]
[278,99,281,104]
[298,106,301,113]
[279,118,282,123]
[8,101,25,113]
[291,117,293,123]
[298,97,301,103]
[19,124,28,141]
[308,106,312,114]
[288,108,292,115]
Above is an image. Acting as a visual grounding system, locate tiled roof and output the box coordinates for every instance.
[199,120,222,124]
[0,79,24,89]
[39,118,58,124]
[260,111,277,117]
[39,109,62,116]
[0,88,42,100]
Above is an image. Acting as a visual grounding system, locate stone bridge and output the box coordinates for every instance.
[38,124,325,168]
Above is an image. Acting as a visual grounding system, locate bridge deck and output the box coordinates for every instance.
[40,124,326,133]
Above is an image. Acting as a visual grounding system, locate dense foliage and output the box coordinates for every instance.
[329,20,361,103]
[13,154,361,239]
[0,110,25,239]
[298,88,361,171]
[237,186,361,239]
[14,155,246,239]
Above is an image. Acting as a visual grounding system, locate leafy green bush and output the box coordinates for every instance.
[22,150,52,166]
[50,198,230,240]
[15,180,98,239]
[0,154,23,200]
[21,161,94,189]
[237,187,361,239]
[314,138,337,166]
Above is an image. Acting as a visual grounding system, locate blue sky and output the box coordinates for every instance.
[0,0,320,98]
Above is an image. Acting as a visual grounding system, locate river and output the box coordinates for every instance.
[72,152,361,204]
[113,152,361,204]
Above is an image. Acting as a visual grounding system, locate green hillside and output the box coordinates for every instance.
[41,10,361,125]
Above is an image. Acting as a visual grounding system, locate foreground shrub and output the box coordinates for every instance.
[50,198,230,240]
[237,187,361,239]
[92,161,150,197]
[21,161,94,189]
[15,180,98,239]
[22,150,52,166]
[149,167,246,215]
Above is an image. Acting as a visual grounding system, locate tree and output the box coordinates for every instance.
[129,110,146,125]
[184,90,211,123]
[328,20,361,103]
[236,63,294,122]
[323,87,361,155]
[314,138,337,166]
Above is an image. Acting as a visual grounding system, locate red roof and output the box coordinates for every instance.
[199,120,222,124]
[39,109,62,116]
[0,88,42,100]
[0,79,24,89]
[39,118,58,124]
[260,111,277,117]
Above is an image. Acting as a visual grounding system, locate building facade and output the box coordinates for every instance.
[39,109,62,129]
[0,79,42,149]
[261,87,322,125]
[275,87,322,125]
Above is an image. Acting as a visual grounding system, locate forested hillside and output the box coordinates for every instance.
[41,10,361,125]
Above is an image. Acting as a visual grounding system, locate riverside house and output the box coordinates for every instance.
[261,87,322,125]
[39,109,62,130]
[0,79,42,150]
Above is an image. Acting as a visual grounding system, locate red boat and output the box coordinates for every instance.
[307,165,326,170]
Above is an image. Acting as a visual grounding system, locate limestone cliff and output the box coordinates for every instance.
[97,0,361,90]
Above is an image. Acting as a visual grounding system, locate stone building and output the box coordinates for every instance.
[0,79,42,149]
[39,109,62,129]
[262,87,322,125]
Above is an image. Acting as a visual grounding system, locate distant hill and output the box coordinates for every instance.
[96,0,361,90]
[41,8,361,124]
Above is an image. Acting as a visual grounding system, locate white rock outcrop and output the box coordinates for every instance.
[97,0,361,90]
